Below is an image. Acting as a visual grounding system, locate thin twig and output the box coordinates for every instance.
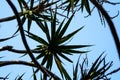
[0,45,44,54]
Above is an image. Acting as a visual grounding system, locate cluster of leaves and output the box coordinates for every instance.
[0,0,120,80]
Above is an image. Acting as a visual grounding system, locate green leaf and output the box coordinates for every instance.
[45,1,60,8]
[65,49,89,54]
[34,13,51,21]
[27,19,32,32]
[51,9,56,42]
[84,0,91,15]
[73,56,80,80]
[88,53,104,75]
[58,14,74,38]
[81,0,91,15]
[60,45,91,49]
[16,73,25,80]
[55,57,71,80]
[20,0,29,9]
[36,52,45,60]
[46,54,53,70]
[41,56,48,65]
[71,0,74,12]
[58,27,84,44]
[34,17,46,33]
[30,0,34,10]
[56,19,65,36]
[26,31,48,45]
[54,53,63,63]
[58,53,73,63]
[18,0,23,12]
[44,21,51,43]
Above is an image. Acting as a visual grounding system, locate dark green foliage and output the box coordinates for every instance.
[26,10,89,79]
[0,0,119,80]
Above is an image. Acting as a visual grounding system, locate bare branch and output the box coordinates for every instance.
[6,0,49,76]
[0,45,44,54]
[0,60,61,80]
[0,60,36,67]
[90,0,120,59]
[0,13,23,23]
[6,1,61,79]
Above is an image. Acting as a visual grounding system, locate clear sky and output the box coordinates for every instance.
[0,0,120,80]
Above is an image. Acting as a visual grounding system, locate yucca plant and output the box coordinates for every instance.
[16,0,59,33]
[26,10,90,79]
[73,53,120,80]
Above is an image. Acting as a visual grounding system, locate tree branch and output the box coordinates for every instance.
[6,1,61,79]
[90,0,120,59]
[0,45,44,54]
[6,0,49,76]
[0,60,36,67]
[0,60,61,80]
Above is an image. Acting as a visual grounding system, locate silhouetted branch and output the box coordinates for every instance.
[0,60,61,80]
[90,0,120,59]
[0,13,23,23]
[6,0,50,77]
[104,1,120,5]
[0,45,45,54]
[6,1,61,79]
[0,60,36,67]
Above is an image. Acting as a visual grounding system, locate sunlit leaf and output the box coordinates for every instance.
[55,57,71,80]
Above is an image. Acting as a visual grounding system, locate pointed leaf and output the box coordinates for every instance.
[65,49,89,54]
[18,0,23,12]
[26,31,48,45]
[59,14,74,38]
[44,21,51,43]
[46,54,53,70]
[88,53,104,75]
[55,57,71,80]
[56,19,65,36]
[36,52,45,60]
[58,26,84,44]
[30,0,34,10]
[41,56,48,65]
[84,0,91,15]
[73,56,80,80]
[58,53,73,63]
[27,19,32,32]
[60,45,91,49]
[71,0,74,12]
[20,0,29,9]
[51,9,56,42]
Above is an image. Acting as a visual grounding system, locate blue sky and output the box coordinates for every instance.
[0,0,120,80]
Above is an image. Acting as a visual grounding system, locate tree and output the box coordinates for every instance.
[0,0,120,80]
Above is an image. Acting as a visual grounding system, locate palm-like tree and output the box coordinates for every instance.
[26,10,90,79]
[0,0,120,80]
